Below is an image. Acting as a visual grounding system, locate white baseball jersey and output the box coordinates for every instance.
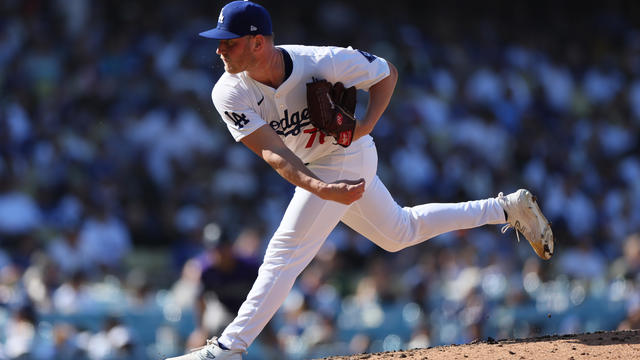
[211,45,390,163]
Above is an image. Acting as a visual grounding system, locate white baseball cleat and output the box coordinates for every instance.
[165,338,243,360]
[497,189,554,260]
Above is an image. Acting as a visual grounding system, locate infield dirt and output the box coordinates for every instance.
[318,329,640,360]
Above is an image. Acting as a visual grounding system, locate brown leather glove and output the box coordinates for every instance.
[306,79,357,147]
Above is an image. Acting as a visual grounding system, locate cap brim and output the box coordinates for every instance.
[199,28,242,39]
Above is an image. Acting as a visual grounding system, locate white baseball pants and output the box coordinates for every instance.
[219,136,506,351]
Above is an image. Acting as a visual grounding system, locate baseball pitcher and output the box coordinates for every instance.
[166,2,554,359]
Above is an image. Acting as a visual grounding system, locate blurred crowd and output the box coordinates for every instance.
[2,0,640,359]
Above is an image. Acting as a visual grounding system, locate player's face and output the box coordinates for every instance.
[216,36,256,74]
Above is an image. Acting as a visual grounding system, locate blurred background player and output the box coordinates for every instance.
[184,224,260,348]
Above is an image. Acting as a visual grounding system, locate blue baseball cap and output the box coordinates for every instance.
[199,1,272,40]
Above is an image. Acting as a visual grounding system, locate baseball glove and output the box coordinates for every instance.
[306,79,357,147]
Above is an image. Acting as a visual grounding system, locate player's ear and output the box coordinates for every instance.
[252,35,264,51]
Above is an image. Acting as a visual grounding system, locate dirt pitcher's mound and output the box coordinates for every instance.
[320,329,640,360]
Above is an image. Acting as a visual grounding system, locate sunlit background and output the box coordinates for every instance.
[1,0,640,359]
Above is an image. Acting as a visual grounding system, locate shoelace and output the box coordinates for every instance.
[190,337,247,357]
[501,221,523,243]
[189,337,219,353]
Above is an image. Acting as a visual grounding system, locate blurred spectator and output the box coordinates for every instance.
[52,272,93,314]
[47,226,84,277]
[85,317,136,360]
[557,238,607,279]
[76,204,131,275]
[622,233,640,275]
[0,177,42,236]
[3,305,37,359]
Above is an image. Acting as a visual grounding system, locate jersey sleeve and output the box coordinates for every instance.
[212,79,266,141]
[329,46,390,91]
